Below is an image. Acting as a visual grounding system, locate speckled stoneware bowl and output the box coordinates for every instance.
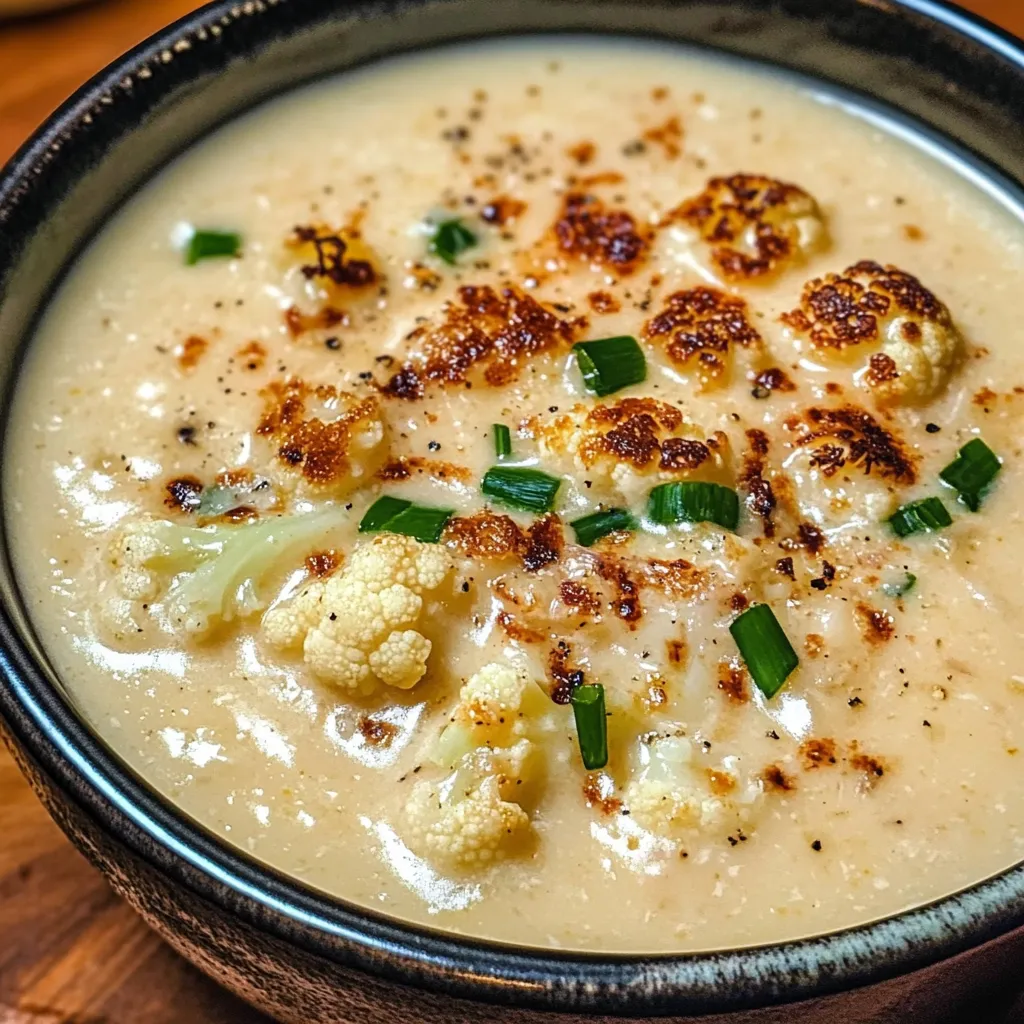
[2,2,1024,1021]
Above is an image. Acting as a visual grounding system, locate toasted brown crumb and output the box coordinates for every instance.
[804,633,826,658]
[717,660,749,703]
[800,737,838,769]
[548,640,585,703]
[175,335,208,371]
[481,195,527,226]
[358,716,399,749]
[305,550,341,579]
[284,304,347,338]
[582,772,622,815]
[761,764,795,792]
[164,475,203,513]
[236,340,267,370]
[795,405,916,483]
[588,290,621,314]
[706,768,736,795]
[642,115,683,158]
[567,140,597,165]
[522,514,564,572]
[666,638,688,665]
[560,580,602,617]
[857,602,895,644]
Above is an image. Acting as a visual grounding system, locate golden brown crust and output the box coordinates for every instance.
[164,475,203,514]
[573,398,715,474]
[376,457,471,483]
[587,290,621,314]
[175,335,208,372]
[305,550,341,579]
[481,195,527,226]
[644,287,761,384]
[716,660,749,703]
[358,716,399,749]
[553,192,650,275]
[642,115,683,159]
[257,378,381,487]
[761,764,796,792]
[739,428,777,538]
[793,405,917,483]
[289,224,377,289]
[444,512,525,560]
[781,260,948,351]
[382,285,584,397]
[800,737,838,769]
[674,174,820,280]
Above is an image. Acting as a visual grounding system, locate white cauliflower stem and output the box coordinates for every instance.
[113,508,346,637]
[403,662,544,869]
[262,533,453,694]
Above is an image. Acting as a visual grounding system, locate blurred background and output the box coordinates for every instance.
[1,0,1024,1022]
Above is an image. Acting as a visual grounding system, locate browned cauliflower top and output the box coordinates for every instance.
[674,173,826,280]
[643,286,762,385]
[781,261,963,404]
[553,192,651,275]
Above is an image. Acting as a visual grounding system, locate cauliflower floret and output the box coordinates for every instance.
[783,404,915,530]
[432,661,546,768]
[674,173,826,281]
[642,287,763,389]
[262,533,453,694]
[537,398,731,505]
[285,222,380,294]
[111,508,346,638]
[257,378,387,498]
[782,261,964,404]
[404,769,531,870]
[368,630,432,689]
[624,735,762,840]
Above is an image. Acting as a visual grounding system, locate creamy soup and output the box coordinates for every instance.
[6,38,1024,954]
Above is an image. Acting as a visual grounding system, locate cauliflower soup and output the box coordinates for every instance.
[6,37,1024,954]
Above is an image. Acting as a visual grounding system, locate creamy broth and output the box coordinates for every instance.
[6,38,1024,954]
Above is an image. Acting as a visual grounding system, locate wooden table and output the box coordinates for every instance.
[2,2,1024,1021]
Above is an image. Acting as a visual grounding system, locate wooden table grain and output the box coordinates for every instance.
[2,2,1024,1022]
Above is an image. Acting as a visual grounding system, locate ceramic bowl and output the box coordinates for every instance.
[2,2,1024,1022]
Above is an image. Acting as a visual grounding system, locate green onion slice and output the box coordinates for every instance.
[888,497,952,538]
[571,684,608,771]
[647,481,739,531]
[939,437,1001,512]
[570,508,636,547]
[882,572,917,599]
[574,336,647,397]
[729,603,799,700]
[493,423,512,459]
[429,219,477,265]
[359,496,453,542]
[185,229,242,265]
[481,466,561,513]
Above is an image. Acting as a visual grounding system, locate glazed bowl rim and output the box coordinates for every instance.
[2,0,1024,1016]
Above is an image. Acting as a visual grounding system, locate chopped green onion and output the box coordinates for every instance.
[729,603,799,700]
[882,572,917,599]
[185,229,242,265]
[571,684,608,770]
[570,508,636,547]
[574,336,647,397]
[888,497,952,538]
[939,437,1001,511]
[359,496,453,542]
[493,423,512,459]
[481,466,561,513]
[430,219,477,264]
[647,481,739,531]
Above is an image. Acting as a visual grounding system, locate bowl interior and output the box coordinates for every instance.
[2,0,1024,1015]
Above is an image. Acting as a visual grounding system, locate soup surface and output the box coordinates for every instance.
[7,38,1024,954]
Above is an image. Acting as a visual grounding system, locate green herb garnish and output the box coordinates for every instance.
[939,437,1001,511]
[493,424,512,459]
[359,496,453,542]
[569,508,636,547]
[729,603,799,699]
[185,229,242,265]
[574,336,647,397]
[430,219,477,265]
[882,572,917,599]
[888,497,952,538]
[481,466,561,513]
[571,684,608,771]
[647,481,739,531]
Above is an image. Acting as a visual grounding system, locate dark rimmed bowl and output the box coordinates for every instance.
[2,2,1024,1021]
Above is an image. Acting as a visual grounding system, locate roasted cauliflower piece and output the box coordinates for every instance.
[111,508,347,638]
[624,734,762,840]
[783,405,916,528]
[403,662,546,870]
[257,377,387,497]
[643,287,763,388]
[674,174,826,281]
[782,261,964,404]
[537,397,731,505]
[262,533,453,693]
